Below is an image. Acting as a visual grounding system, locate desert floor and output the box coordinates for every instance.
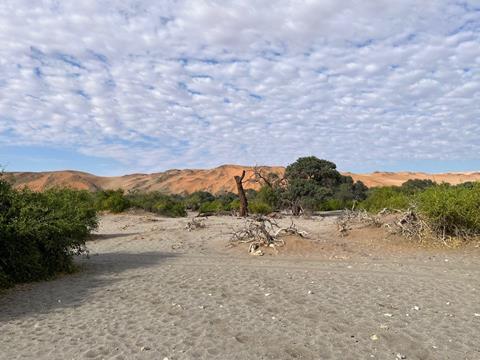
[1,212,480,360]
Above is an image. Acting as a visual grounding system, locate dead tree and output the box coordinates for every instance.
[253,165,285,189]
[234,170,248,217]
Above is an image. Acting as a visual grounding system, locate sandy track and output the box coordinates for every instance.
[1,213,479,360]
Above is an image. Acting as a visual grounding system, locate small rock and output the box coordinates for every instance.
[265,293,271,297]
[141,346,151,351]
[412,306,420,311]
[396,354,406,359]
[370,334,378,341]
[308,290,313,295]
[384,313,393,317]
[474,313,480,317]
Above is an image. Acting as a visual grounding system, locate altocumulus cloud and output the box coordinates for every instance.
[0,0,479,173]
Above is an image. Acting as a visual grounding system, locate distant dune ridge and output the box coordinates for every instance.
[4,165,480,194]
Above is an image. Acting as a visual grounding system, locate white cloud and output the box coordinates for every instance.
[0,0,479,173]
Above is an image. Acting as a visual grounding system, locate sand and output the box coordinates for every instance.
[7,165,480,193]
[1,213,480,359]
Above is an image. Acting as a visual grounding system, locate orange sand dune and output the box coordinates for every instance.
[4,165,480,194]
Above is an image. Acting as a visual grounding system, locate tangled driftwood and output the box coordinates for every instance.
[185,217,206,231]
[383,209,429,240]
[336,207,478,245]
[231,215,308,255]
[336,209,382,236]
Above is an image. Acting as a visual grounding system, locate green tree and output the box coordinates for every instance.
[284,157,366,213]
[401,179,436,194]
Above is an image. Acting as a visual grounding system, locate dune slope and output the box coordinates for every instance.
[4,165,480,193]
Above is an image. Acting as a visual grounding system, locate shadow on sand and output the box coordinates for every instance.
[88,232,140,241]
[0,251,177,321]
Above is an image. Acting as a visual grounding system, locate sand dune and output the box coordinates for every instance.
[4,165,480,194]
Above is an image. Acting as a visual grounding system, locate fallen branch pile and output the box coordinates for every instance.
[336,209,382,236]
[336,208,478,245]
[231,216,308,255]
[185,217,206,231]
[383,209,429,240]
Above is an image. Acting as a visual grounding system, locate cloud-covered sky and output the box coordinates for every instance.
[1,0,479,174]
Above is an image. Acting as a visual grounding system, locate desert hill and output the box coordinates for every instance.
[4,165,480,194]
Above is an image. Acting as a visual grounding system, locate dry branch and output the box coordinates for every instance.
[185,217,206,231]
[335,209,382,236]
[230,215,308,255]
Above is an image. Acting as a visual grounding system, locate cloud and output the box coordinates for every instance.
[0,0,479,173]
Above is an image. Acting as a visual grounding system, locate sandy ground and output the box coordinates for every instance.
[1,212,480,360]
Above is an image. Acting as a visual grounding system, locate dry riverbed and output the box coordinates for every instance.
[1,212,480,359]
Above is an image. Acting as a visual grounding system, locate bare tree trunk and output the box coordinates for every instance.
[234,170,248,217]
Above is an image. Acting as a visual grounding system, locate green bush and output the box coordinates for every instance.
[184,191,215,211]
[359,187,412,212]
[417,183,480,238]
[256,186,282,209]
[94,189,130,213]
[216,192,238,210]
[249,201,273,214]
[229,199,240,210]
[153,198,187,217]
[126,191,186,217]
[0,181,98,288]
[318,198,353,211]
[94,189,189,217]
[199,200,224,214]
[400,179,436,194]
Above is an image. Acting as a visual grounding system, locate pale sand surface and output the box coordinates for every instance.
[1,213,480,359]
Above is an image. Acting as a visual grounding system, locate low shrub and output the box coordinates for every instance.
[249,201,273,214]
[153,198,187,217]
[256,186,282,210]
[0,181,98,288]
[94,189,130,213]
[318,198,353,211]
[126,191,186,217]
[199,200,224,214]
[417,183,480,238]
[359,187,412,213]
[184,191,215,211]
[229,199,240,211]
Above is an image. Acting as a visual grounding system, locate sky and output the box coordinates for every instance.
[0,1,479,175]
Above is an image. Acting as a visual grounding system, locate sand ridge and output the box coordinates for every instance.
[1,213,479,359]
[5,165,480,194]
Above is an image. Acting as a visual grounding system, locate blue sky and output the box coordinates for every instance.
[0,1,479,175]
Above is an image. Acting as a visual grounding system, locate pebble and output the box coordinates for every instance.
[370,334,378,341]
[396,354,406,359]
[265,293,271,297]
[384,313,393,317]
[474,313,480,317]
[141,346,151,351]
